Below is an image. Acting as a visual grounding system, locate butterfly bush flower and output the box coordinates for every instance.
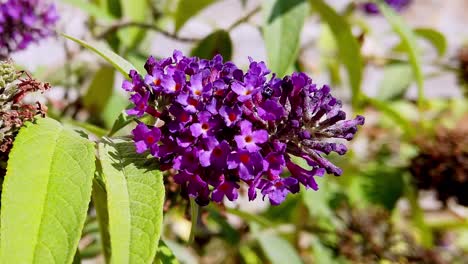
[0,0,59,59]
[361,0,411,14]
[124,51,364,206]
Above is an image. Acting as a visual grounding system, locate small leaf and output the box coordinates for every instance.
[63,34,136,78]
[263,0,309,77]
[376,0,424,108]
[154,240,179,264]
[414,28,447,57]
[257,233,302,264]
[98,138,164,264]
[191,30,233,61]
[0,118,95,263]
[174,0,217,32]
[83,66,115,114]
[62,0,115,21]
[310,0,364,108]
[377,63,413,101]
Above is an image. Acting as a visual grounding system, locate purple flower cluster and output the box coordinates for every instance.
[361,0,412,14]
[124,51,364,206]
[0,0,58,58]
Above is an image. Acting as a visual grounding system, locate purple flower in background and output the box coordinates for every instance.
[361,0,412,14]
[124,50,364,206]
[0,0,59,58]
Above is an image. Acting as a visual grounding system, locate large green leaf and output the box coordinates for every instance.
[377,63,413,101]
[174,0,217,32]
[376,0,424,108]
[63,34,136,78]
[263,0,309,77]
[98,138,164,264]
[0,118,95,263]
[310,0,363,108]
[257,233,302,264]
[62,0,115,21]
[83,66,115,114]
[191,30,233,61]
[119,0,148,49]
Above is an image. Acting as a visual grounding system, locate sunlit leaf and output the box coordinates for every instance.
[98,138,164,264]
[263,0,309,77]
[0,118,95,263]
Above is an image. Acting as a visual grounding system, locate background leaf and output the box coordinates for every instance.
[310,0,363,108]
[154,240,179,264]
[191,30,233,61]
[257,233,302,264]
[263,0,309,77]
[414,28,447,57]
[376,0,424,108]
[118,0,148,49]
[63,34,136,78]
[98,138,164,264]
[0,118,95,263]
[174,0,217,32]
[377,63,413,101]
[82,66,115,115]
[62,0,115,21]
[92,177,111,261]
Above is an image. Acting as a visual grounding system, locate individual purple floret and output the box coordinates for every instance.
[123,51,364,206]
[0,0,59,59]
[361,0,412,14]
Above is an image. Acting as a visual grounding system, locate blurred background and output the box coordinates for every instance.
[8,0,468,263]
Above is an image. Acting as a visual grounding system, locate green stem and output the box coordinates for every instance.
[188,198,199,244]
[405,174,433,247]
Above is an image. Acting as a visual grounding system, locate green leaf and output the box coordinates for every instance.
[361,166,405,211]
[376,0,424,108]
[191,30,233,61]
[83,66,115,114]
[377,63,413,101]
[174,0,217,32]
[263,0,309,77]
[63,34,136,78]
[107,108,134,137]
[154,240,179,264]
[0,118,95,263]
[62,0,115,21]
[92,178,111,261]
[414,28,447,57]
[310,0,363,108]
[102,93,130,129]
[98,138,165,264]
[119,0,148,49]
[257,233,302,264]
